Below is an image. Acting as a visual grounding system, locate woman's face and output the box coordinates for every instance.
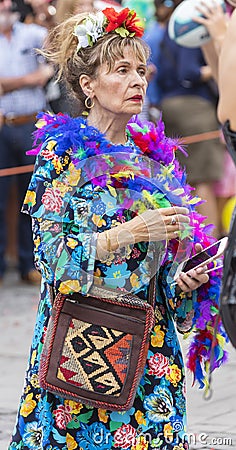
[90,47,148,119]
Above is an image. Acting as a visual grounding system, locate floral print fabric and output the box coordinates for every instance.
[9,115,224,449]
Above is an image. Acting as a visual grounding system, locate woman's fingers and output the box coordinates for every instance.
[159,206,190,217]
[134,206,191,243]
[194,242,203,253]
[176,268,209,293]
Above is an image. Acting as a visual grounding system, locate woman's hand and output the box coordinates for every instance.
[96,206,190,259]
[128,206,190,243]
[175,243,209,293]
[193,0,228,49]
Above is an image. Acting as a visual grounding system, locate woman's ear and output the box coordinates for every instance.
[79,74,94,98]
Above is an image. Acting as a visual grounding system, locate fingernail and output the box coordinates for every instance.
[196,267,203,274]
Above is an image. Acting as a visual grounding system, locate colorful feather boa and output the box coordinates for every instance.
[28,111,228,389]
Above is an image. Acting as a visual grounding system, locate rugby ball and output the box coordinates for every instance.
[168,0,226,48]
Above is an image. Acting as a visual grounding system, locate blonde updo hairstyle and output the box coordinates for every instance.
[42,12,150,110]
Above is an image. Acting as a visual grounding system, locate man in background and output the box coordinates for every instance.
[0,0,53,285]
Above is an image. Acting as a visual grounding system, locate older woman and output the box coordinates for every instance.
[9,7,226,450]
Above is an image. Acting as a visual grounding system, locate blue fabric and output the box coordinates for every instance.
[0,21,47,115]
[157,27,216,103]
[144,22,165,105]
[0,122,36,276]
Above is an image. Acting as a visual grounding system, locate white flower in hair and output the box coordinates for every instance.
[74,11,106,52]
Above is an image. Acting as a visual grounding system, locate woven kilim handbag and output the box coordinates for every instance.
[39,281,156,411]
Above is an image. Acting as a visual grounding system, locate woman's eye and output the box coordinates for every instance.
[138,69,147,77]
[118,67,127,74]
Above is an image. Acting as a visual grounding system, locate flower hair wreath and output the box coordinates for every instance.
[73,7,144,53]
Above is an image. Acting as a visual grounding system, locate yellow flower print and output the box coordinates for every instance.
[46,140,57,151]
[52,157,63,174]
[66,433,77,450]
[107,184,117,197]
[173,445,184,450]
[59,280,81,294]
[39,220,54,231]
[155,306,163,322]
[135,410,146,426]
[130,273,140,289]
[169,298,175,310]
[64,400,83,414]
[24,190,36,207]
[98,408,109,423]
[20,393,37,417]
[30,374,40,389]
[132,200,146,214]
[67,164,81,186]
[52,179,70,196]
[166,364,182,387]
[31,350,37,366]
[34,236,40,252]
[94,268,103,285]
[67,237,78,249]
[164,423,173,442]
[131,435,149,450]
[151,325,165,347]
[92,214,106,228]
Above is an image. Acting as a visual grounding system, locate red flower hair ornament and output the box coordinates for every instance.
[103,7,144,38]
[73,7,144,53]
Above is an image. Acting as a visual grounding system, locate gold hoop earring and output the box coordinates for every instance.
[85,96,95,109]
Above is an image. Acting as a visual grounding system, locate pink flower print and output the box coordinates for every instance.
[148,352,169,377]
[42,187,63,213]
[52,404,72,430]
[41,148,56,160]
[114,424,137,449]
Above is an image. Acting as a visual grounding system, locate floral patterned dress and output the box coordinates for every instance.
[9,114,226,450]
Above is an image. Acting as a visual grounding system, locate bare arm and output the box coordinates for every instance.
[54,0,74,24]
[0,64,54,95]
[217,10,236,130]
[193,0,229,82]
[201,41,219,83]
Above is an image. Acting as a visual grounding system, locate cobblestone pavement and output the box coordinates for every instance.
[0,269,236,450]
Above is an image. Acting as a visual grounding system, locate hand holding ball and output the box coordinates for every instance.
[168,0,226,48]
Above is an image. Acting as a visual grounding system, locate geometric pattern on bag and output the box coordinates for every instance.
[57,318,132,395]
[39,282,156,411]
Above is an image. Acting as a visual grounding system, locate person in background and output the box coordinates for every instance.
[14,0,57,28]
[0,0,53,285]
[143,0,181,123]
[157,0,224,238]
[195,0,236,234]
[55,0,122,24]
[55,0,95,23]
[8,6,226,450]
[193,0,236,348]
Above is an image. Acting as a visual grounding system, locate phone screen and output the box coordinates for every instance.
[182,240,223,273]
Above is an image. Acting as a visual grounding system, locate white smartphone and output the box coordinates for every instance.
[173,236,228,281]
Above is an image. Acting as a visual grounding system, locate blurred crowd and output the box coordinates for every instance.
[0,0,236,285]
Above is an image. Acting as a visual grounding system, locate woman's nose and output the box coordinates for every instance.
[131,71,146,87]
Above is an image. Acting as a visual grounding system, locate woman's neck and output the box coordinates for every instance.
[87,110,130,145]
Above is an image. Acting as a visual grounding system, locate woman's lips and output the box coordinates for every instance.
[129,95,143,102]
